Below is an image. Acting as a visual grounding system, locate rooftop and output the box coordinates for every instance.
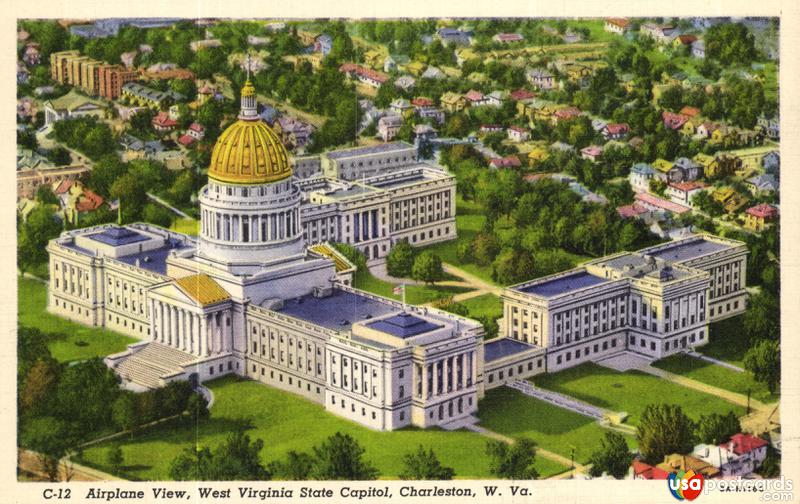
[276,289,399,331]
[114,242,191,275]
[643,237,732,263]
[485,338,538,362]
[175,274,230,306]
[365,312,443,338]
[88,227,148,246]
[514,271,608,298]
[325,142,414,160]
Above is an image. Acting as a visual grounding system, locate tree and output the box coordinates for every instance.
[267,450,314,480]
[106,445,124,473]
[744,291,780,344]
[411,251,444,285]
[588,431,632,479]
[87,155,128,198]
[696,411,741,445]
[759,444,780,478]
[18,205,62,275]
[743,339,780,394]
[20,358,60,416]
[35,185,59,205]
[705,23,757,66]
[170,429,271,480]
[310,432,379,480]
[184,393,210,425]
[142,203,174,228]
[386,240,417,278]
[110,174,148,223]
[486,438,539,479]
[111,393,139,433]
[637,404,696,464]
[54,358,121,438]
[399,445,455,480]
[21,416,75,482]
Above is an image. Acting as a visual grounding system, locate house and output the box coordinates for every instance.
[436,28,473,46]
[509,89,536,101]
[673,34,698,50]
[420,65,445,80]
[314,34,332,56]
[394,75,416,92]
[17,62,29,85]
[480,124,504,134]
[691,39,706,59]
[493,33,524,44]
[51,179,105,225]
[339,63,389,88]
[757,114,779,139]
[378,114,403,142]
[604,18,632,35]
[640,23,679,44]
[569,182,607,205]
[630,460,669,480]
[454,48,479,67]
[119,134,165,161]
[247,35,271,47]
[363,49,384,69]
[667,181,707,206]
[122,82,185,109]
[662,110,689,130]
[722,434,769,475]
[561,63,594,87]
[552,107,582,124]
[390,99,415,119]
[440,92,467,113]
[23,44,41,66]
[485,91,505,107]
[693,153,718,178]
[602,123,630,140]
[152,112,178,133]
[464,89,488,107]
[190,38,222,52]
[550,141,575,153]
[745,174,778,195]
[692,435,767,478]
[178,122,205,147]
[668,157,702,183]
[489,156,521,169]
[580,145,604,162]
[617,203,651,220]
[679,106,701,118]
[274,116,315,150]
[17,97,35,121]
[507,126,530,143]
[635,192,691,215]
[744,203,778,232]
[657,454,720,479]
[629,163,657,193]
[414,124,437,143]
[412,98,444,124]
[712,187,749,214]
[762,151,780,174]
[43,89,106,126]
[526,68,556,90]
[696,121,720,139]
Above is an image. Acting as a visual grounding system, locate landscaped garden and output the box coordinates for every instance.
[78,376,568,480]
[18,276,136,362]
[532,362,745,426]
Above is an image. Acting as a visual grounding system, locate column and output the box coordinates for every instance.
[191,314,199,355]
[433,360,440,396]
[200,315,208,356]
[460,354,467,389]
[422,364,428,399]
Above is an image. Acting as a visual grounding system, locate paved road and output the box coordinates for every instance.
[146,192,191,219]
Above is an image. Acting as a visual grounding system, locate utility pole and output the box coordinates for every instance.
[747,388,751,415]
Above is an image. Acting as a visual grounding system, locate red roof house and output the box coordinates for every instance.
[745,203,779,220]
[509,89,536,101]
[152,112,178,131]
[632,460,669,480]
[662,111,689,130]
[489,156,521,168]
[617,203,649,219]
[411,97,435,108]
[679,106,701,117]
[75,189,104,213]
[725,433,769,456]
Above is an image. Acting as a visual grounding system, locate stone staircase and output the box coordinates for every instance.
[112,342,197,389]
[439,415,479,431]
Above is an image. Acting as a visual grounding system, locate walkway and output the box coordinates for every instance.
[508,380,607,421]
[18,449,121,482]
[146,192,191,219]
[641,365,770,412]
[368,261,472,289]
[685,350,745,372]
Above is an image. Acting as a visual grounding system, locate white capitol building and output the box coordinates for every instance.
[46,82,749,431]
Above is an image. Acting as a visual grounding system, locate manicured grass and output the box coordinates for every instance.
[169,217,199,236]
[478,387,635,464]
[351,268,470,306]
[78,376,566,480]
[18,277,137,362]
[460,294,503,321]
[699,315,749,368]
[533,363,745,426]
[652,354,776,404]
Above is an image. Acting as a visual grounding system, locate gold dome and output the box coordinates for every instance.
[208,118,292,185]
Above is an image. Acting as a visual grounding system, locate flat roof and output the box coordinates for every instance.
[88,227,149,246]
[367,174,426,189]
[326,142,414,160]
[276,289,398,331]
[515,271,608,297]
[644,238,731,263]
[365,312,442,338]
[115,242,191,275]
[485,338,537,362]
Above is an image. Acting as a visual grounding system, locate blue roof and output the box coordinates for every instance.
[631,163,655,175]
[88,227,148,246]
[366,312,442,338]
[485,338,536,362]
[515,271,608,297]
[643,239,731,263]
[277,290,398,331]
[115,243,189,275]
[326,142,413,160]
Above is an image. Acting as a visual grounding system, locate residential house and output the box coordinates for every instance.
[489,156,521,169]
[550,141,575,153]
[527,146,549,166]
[190,38,222,52]
[43,89,106,126]
[757,114,779,139]
[122,82,184,109]
[744,203,778,232]
[314,34,332,56]
[339,63,389,88]
[604,18,632,35]
[178,122,205,147]
[390,99,415,119]
[662,110,689,130]
[17,97,35,121]
[640,23,679,44]
[507,126,530,143]
[526,68,556,90]
[679,106,701,118]
[509,89,536,101]
[667,181,707,206]
[151,112,178,133]
[464,89,489,107]
[552,106,582,125]
[23,44,41,66]
[394,75,416,92]
[673,34,698,51]
[363,49,384,69]
[493,33,524,44]
[51,179,105,225]
[479,124,504,135]
[762,151,780,175]
[407,61,429,77]
[274,116,314,150]
[691,39,706,59]
[580,145,604,162]
[703,434,768,478]
[411,97,445,124]
[17,62,29,85]
[635,192,691,215]
[652,158,673,179]
[378,114,403,142]
[712,187,749,214]
[745,174,778,195]
[630,460,669,480]
[440,91,467,113]
[414,124,437,143]
[247,35,271,46]
[693,153,718,178]
[436,28,473,46]
[602,123,630,140]
[485,91,505,107]
[657,454,721,479]
[561,63,594,87]
[119,134,165,161]
[617,203,652,221]
[569,182,607,205]
[696,121,720,139]
[454,48,479,67]
[668,157,702,183]
[629,163,657,193]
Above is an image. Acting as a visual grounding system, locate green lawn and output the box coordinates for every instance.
[351,268,470,306]
[698,315,749,368]
[478,387,634,464]
[169,217,199,236]
[460,294,503,320]
[533,363,745,426]
[652,354,776,404]
[18,276,137,362]
[78,376,567,480]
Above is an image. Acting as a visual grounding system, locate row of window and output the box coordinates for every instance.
[486,359,543,384]
[555,338,617,365]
